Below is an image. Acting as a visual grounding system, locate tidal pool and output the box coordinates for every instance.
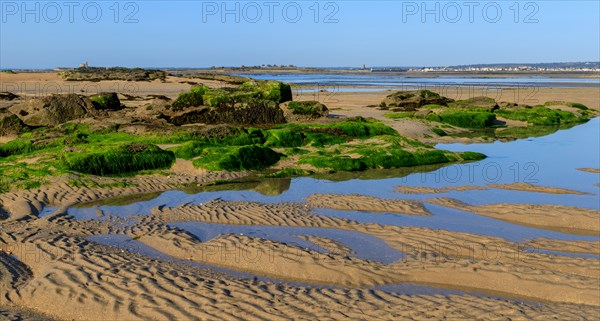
[67,118,600,242]
[66,118,599,296]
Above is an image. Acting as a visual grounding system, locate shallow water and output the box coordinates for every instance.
[69,119,600,242]
[170,222,404,264]
[87,233,482,297]
[67,118,599,296]
[237,73,600,88]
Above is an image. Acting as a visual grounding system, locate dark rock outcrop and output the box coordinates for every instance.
[0,111,27,136]
[281,101,329,122]
[0,92,19,101]
[163,103,286,126]
[8,94,95,126]
[454,96,500,110]
[89,92,122,110]
[60,67,166,82]
[382,90,454,111]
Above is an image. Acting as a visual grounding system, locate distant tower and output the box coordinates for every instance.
[361,64,366,70]
[79,61,88,68]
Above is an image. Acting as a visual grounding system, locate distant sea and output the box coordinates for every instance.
[236,73,600,89]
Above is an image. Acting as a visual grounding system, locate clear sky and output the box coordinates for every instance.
[1,1,599,69]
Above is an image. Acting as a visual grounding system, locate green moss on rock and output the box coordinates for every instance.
[64,144,175,176]
[192,145,281,171]
[428,111,496,128]
[89,92,121,110]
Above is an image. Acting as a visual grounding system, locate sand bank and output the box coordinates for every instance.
[427,198,600,235]
[306,194,431,215]
[488,182,590,195]
[395,185,487,194]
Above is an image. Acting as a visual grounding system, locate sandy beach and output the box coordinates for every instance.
[1,71,599,320]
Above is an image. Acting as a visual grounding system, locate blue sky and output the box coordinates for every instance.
[1,1,599,68]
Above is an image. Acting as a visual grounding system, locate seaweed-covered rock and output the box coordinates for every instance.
[452,96,499,110]
[171,85,207,110]
[383,90,453,111]
[164,101,286,126]
[282,101,329,122]
[60,67,166,81]
[89,92,122,110]
[0,111,27,136]
[8,94,94,126]
[498,101,520,109]
[240,81,293,103]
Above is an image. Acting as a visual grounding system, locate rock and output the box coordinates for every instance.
[281,101,329,122]
[134,99,171,118]
[145,95,170,101]
[0,92,19,101]
[240,81,293,104]
[89,92,122,110]
[59,67,166,81]
[8,94,95,126]
[382,90,453,111]
[455,96,499,110]
[498,101,519,109]
[0,111,27,136]
[163,101,286,126]
[259,81,293,103]
[415,109,432,117]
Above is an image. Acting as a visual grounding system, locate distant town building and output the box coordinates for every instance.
[79,61,88,68]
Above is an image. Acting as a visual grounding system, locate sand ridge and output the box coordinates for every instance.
[3,213,598,320]
[487,182,590,195]
[525,238,600,256]
[150,198,600,305]
[427,197,600,235]
[395,185,487,194]
[0,181,599,319]
[306,194,431,215]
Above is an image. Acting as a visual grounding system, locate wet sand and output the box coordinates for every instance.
[306,194,431,215]
[427,198,600,235]
[525,238,600,256]
[0,172,599,319]
[395,185,487,194]
[487,182,590,195]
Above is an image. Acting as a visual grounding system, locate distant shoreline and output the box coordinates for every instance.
[2,68,599,79]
